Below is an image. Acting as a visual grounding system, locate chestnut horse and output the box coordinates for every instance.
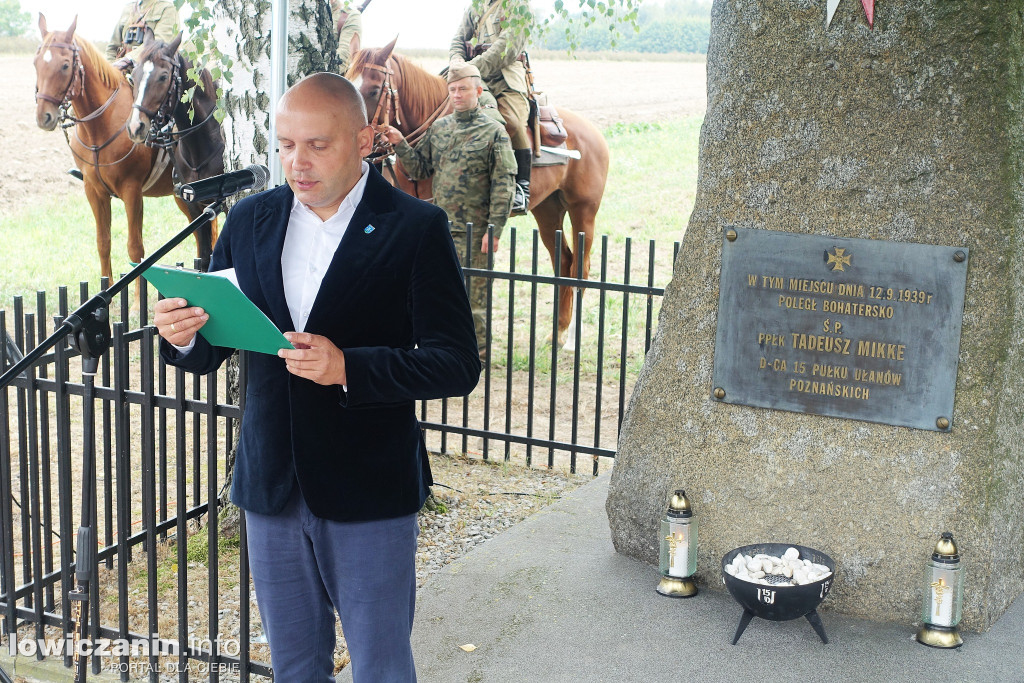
[126,31,225,236]
[33,15,212,285]
[347,40,610,348]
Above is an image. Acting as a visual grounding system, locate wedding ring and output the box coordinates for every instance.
[170,322,176,332]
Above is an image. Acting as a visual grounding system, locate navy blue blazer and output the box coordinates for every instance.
[161,166,481,522]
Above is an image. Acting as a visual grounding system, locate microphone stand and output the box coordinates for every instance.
[0,200,224,682]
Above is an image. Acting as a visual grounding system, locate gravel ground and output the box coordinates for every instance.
[68,451,591,681]
[417,452,582,581]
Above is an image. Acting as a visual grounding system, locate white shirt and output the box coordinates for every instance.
[172,161,370,353]
[282,161,369,332]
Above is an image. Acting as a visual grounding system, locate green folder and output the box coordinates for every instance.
[140,264,294,355]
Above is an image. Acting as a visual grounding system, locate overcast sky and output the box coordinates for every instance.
[20,0,563,49]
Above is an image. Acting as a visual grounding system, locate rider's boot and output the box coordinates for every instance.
[67,168,84,181]
[510,148,531,216]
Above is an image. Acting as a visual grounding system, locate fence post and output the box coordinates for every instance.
[0,310,17,643]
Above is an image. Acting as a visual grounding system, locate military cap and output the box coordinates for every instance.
[447,63,481,83]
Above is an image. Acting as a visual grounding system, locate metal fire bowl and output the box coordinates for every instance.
[721,543,836,622]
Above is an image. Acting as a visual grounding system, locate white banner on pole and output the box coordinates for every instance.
[826,0,842,28]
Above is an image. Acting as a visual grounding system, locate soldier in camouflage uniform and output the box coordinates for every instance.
[106,0,180,71]
[329,0,363,75]
[379,64,516,357]
[450,0,533,216]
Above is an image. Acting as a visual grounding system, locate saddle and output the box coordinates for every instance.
[520,54,568,153]
[458,46,572,164]
[535,102,567,147]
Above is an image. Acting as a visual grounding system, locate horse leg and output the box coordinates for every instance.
[123,189,146,311]
[560,201,597,353]
[531,194,572,348]
[83,183,114,282]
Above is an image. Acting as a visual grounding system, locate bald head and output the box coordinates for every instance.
[275,71,375,221]
[279,71,367,128]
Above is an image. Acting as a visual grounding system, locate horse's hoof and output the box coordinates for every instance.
[563,332,577,354]
[545,329,568,350]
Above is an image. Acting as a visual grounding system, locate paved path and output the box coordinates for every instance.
[342,473,1023,682]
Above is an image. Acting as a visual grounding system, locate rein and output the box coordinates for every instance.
[36,36,135,193]
[360,56,450,200]
[34,40,83,108]
[135,52,224,176]
[133,52,184,146]
[363,60,401,154]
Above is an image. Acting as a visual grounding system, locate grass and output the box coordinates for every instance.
[0,116,702,327]
[0,196,212,316]
[478,117,700,379]
[1,116,703,472]
[1,57,705,678]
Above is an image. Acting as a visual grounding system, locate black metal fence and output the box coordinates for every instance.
[0,228,672,680]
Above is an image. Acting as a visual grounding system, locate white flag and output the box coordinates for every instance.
[826,0,842,28]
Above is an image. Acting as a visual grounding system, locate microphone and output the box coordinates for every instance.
[176,165,270,202]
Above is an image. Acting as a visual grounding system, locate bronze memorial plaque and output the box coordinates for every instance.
[711,228,969,431]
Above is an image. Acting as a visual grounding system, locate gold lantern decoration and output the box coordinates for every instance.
[656,489,697,598]
[916,531,964,648]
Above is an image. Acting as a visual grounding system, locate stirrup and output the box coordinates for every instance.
[510,185,529,216]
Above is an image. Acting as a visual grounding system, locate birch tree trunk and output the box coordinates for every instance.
[217,0,340,169]
[212,0,339,516]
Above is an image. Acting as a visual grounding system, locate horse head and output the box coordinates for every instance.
[33,14,80,131]
[128,31,184,143]
[347,36,399,127]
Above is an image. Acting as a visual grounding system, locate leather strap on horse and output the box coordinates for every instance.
[34,40,84,107]
[68,89,121,125]
[404,95,452,148]
[363,57,453,153]
[175,127,225,176]
[132,52,183,124]
[132,50,224,175]
[37,38,122,127]
[363,61,399,127]
[141,147,172,193]
[521,50,542,155]
[378,153,428,202]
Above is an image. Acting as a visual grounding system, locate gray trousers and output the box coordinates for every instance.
[246,490,419,682]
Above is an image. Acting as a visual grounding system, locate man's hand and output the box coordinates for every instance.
[279,332,347,386]
[481,234,499,254]
[376,125,405,145]
[112,56,134,73]
[154,298,208,346]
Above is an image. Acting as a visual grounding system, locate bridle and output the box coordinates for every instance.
[34,39,84,112]
[360,56,452,199]
[132,51,185,147]
[35,36,135,193]
[362,60,402,155]
[133,51,223,177]
[35,38,122,129]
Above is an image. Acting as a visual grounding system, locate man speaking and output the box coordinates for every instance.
[155,72,480,681]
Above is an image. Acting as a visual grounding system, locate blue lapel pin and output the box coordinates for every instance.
[364,224,375,234]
